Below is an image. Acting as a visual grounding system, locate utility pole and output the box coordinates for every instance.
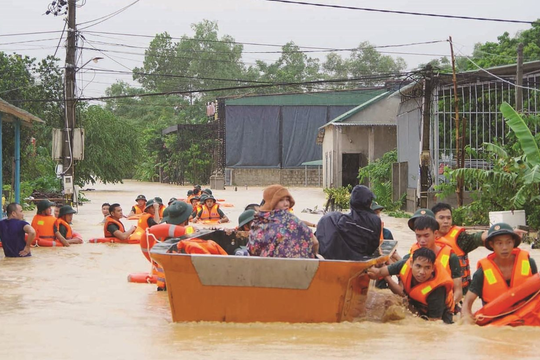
[449,36,464,207]
[63,0,77,203]
[516,43,524,112]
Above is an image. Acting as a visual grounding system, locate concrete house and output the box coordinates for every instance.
[317,91,399,188]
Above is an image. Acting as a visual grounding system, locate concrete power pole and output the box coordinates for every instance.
[63,0,77,203]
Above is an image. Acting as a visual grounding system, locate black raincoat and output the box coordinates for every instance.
[316,185,382,260]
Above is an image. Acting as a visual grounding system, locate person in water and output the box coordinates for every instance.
[55,205,83,245]
[104,203,136,240]
[369,215,463,304]
[193,195,229,224]
[0,203,36,257]
[100,203,110,224]
[461,222,537,324]
[128,195,147,217]
[248,184,318,258]
[31,200,60,242]
[431,202,489,296]
[369,247,455,323]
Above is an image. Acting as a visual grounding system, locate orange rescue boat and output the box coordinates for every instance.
[150,239,396,323]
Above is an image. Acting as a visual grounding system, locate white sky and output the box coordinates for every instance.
[0,0,538,99]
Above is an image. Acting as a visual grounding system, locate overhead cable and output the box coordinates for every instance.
[262,0,535,24]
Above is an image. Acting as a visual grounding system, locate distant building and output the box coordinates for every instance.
[219,88,394,187]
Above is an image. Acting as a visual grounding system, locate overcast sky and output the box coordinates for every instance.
[0,0,538,99]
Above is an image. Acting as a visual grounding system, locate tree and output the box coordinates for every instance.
[76,105,140,184]
[254,41,321,92]
[465,20,540,69]
[322,41,406,88]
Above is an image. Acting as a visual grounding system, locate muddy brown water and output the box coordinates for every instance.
[1,180,540,359]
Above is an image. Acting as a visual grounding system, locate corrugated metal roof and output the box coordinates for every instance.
[318,91,391,129]
[0,97,45,125]
[301,159,323,166]
[224,88,388,106]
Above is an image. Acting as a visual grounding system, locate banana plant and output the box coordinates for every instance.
[451,102,540,209]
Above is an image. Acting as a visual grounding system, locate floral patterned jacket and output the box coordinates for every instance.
[248,209,315,258]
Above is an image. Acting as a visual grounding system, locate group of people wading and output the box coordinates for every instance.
[1,183,538,326]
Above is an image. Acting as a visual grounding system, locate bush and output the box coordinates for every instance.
[357,149,404,211]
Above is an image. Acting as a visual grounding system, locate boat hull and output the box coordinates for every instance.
[151,239,396,323]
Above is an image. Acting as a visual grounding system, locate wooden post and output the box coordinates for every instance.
[516,43,524,112]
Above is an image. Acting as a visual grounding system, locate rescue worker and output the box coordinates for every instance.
[370,247,455,323]
[104,203,136,240]
[128,195,147,217]
[154,197,165,218]
[193,195,229,224]
[55,205,83,245]
[371,201,394,240]
[462,223,538,324]
[370,215,463,305]
[233,209,255,256]
[31,200,60,242]
[188,196,201,222]
[138,199,161,230]
[431,203,488,295]
[168,197,177,206]
[156,200,194,290]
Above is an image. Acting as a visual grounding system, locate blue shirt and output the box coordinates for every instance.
[0,219,31,257]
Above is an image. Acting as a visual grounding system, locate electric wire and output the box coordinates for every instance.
[78,0,141,30]
[7,72,407,103]
[456,49,540,92]
[262,0,535,24]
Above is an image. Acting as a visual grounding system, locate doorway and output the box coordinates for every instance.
[342,153,367,188]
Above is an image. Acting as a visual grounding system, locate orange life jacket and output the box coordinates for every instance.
[104,216,126,238]
[410,241,453,275]
[176,239,228,255]
[478,248,533,304]
[137,213,153,231]
[31,214,57,239]
[437,226,471,288]
[200,204,221,223]
[399,258,455,315]
[133,204,144,215]
[159,205,165,218]
[55,218,73,239]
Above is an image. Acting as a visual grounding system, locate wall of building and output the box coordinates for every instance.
[227,168,322,187]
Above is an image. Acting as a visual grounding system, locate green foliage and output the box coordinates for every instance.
[357,149,403,211]
[439,103,540,228]
[323,186,351,210]
[76,105,140,184]
[464,20,540,70]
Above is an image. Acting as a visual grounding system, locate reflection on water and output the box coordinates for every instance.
[2,181,540,359]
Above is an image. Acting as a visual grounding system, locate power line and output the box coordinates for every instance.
[85,68,277,84]
[82,37,448,55]
[262,0,535,24]
[78,0,141,30]
[9,73,406,103]
[0,30,63,37]
[457,50,540,92]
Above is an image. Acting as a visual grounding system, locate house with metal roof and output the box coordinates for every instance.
[219,87,393,187]
[317,90,399,188]
[395,61,540,212]
[0,97,45,204]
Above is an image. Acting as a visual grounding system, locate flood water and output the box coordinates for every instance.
[1,180,540,359]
